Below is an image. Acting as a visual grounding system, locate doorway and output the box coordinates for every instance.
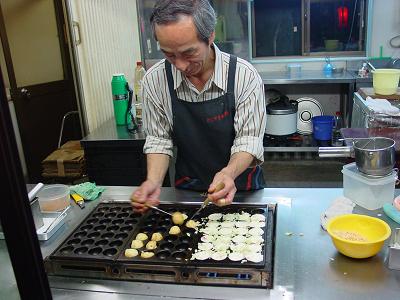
[0,0,81,183]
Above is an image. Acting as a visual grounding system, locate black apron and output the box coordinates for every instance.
[165,55,265,192]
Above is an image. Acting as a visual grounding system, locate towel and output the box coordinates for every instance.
[320,196,355,230]
[70,182,105,201]
[365,96,400,116]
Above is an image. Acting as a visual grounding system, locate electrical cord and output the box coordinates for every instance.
[390,34,400,48]
[125,83,138,134]
[345,0,358,50]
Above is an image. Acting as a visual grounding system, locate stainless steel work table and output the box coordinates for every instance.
[2,187,400,299]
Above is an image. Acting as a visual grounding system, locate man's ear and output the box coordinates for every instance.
[208,31,215,46]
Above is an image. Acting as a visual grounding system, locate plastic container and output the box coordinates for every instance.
[312,116,334,140]
[342,163,397,210]
[287,64,302,76]
[324,39,339,51]
[134,62,146,124]
[37,184,70,212]
[372,69,400,95]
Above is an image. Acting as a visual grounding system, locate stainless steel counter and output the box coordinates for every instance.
[2,187,400,299]
[81,118,145,144]
[258,70,355,85]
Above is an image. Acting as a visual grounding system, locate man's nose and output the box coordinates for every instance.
[174,58,190,72]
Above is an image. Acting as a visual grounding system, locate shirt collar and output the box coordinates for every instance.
[170,43,225,92]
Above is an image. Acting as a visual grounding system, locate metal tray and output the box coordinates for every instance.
[50,203,142,261]
[37,209,69,241]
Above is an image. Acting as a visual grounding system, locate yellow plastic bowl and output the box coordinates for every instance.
[372,69,400,95]
[326,214,391,259]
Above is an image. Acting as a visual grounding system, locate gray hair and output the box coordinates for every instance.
[150,0,217,44]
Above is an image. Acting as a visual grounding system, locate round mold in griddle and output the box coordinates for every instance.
[92,212,104,218]
[112,219,124,225]
[159,220,171,227]
[99,219,111,225]
[143,220,154,227]
[101,232,114,239]
[124,219,138,226]
[172,251,189,261]
[74,231,87,238]
[115,233,128,240]
[94,225,107,231]
[87,231,101,238]
[165,235,178,242]
[175,243,189,251]
[122,207,132,213]
[88,247,102,256]
[156,250,171,260]
[130,213,141,219]
[156,226,167,233]
[160,242,174,251]
[251,208,266,214]
[109,240,123,247]
[67,238,81,245]
[222,208,237,214]
[179,236,190,244]
[95,239,108,246]
[74,246,89,254]
[120,226,133,233]
[105,212,117,218]
[161,215,171,222]
[103,248,118,256]
[142,225,153,232]
[109,207,122,213]
[80,225,93,231]
[59,246,74,254]
[81,239,95,246]
[149,215,159,222]
[181,228,195,236]
[107,225,119,232]
[97,206,110,213]
[86,218,98,225]
[117,212,129,218]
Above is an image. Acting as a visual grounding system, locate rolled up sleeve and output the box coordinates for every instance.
[142,81,174,157]
[231,70,266,165]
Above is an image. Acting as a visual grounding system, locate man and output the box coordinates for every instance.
[132,0,266,213]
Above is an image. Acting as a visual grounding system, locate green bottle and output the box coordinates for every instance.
[111,73,131,125]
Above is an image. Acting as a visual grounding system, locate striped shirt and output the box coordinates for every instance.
[142,44,266,164]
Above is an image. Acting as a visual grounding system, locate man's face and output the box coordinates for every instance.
[155,15,214,77]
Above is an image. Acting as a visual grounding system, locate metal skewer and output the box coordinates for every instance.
[145,204,173,216]
[189,182,225,221]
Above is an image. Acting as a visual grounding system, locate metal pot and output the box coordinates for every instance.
[265,96,298,136]
[319,137,396,177]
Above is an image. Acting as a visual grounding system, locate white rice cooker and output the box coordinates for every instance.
[265,97,298,136]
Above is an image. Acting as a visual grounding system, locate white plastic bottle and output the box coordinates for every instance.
[134,61,146,125]
[331,111,343,146]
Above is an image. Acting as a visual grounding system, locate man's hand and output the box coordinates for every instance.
[208,171,237,206]
[131,180,161,213]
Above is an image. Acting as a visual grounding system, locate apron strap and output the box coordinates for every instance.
[165,60,178,100]
[227,55,237,95]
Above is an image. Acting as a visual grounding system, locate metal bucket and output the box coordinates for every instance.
[319,137,396,177]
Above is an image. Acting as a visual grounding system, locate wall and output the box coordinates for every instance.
[370,0,400,58]
[69,0,141,133]
[1,0,64,86]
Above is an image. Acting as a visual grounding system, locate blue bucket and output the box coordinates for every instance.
[312,116,334,140]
